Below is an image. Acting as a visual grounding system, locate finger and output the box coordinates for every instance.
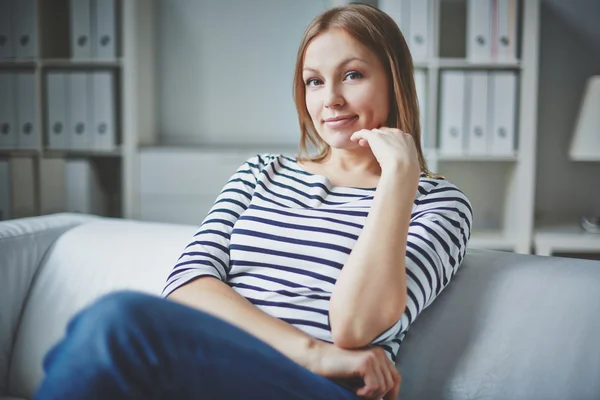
[380,360,395,398]
[356,355,385,399]
[384,367,401,400]
[350,129,372,142]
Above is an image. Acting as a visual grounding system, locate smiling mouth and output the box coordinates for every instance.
[323,116,358,128]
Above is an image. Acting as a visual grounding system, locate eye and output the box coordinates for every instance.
[345,71,363,80]
[305,78,322,87]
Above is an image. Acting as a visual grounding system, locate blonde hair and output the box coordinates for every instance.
[293,3,433,176]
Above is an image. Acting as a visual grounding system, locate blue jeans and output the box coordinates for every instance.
[34,291,360,400]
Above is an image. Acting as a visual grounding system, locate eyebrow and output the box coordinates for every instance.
[303,57,368,73]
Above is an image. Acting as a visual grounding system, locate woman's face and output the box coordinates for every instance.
[302,28,390,150]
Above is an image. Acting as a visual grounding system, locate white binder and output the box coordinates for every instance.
[379,0,411,37]
[0,160,10,220]
[0,73,17,149]
[409,0,430,60]
[439,71,466,155]
[68,72,92,150]
[14,0,37,59]
[0,0,13,59]
[465,72,489,155]
[10,157,36,218]
[65,159,106,215]
[467,0,492,61]
[70,0,92,59]
[16,72,38,149]
[489,72,517,155]
[93,0,117,59]
[91,71,116,150]
[495,0,517,61]
[40,158,66,215]
[46,72,69,149]
[414,69,427,148]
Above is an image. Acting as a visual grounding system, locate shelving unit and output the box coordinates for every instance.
[0,0,126,220]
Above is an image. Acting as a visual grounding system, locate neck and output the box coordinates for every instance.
[324,147,381,176]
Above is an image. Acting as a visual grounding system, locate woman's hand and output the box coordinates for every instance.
[309,342,401,400]
[350,127,420,180]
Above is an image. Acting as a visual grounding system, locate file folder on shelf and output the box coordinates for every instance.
[93,0,117,59]
[65,159,106,215]
[494,0,518,61]
[10,157,36,219]
[414,69,427,148]
[489,71,517,155]
[68,72,92,150]
[439,71,466,155]
[91,71,116,151]
[467,0,492,61]
[0,73,17,149]
[70,0,92,59]
[16,72,38,149]
[46,72,69,149]
[465,72,489,155]
[14,0,37,59]
[408,0,430,60]
[0,160,10,221]
[0,0,13,59]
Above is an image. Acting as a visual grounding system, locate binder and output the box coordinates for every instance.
[46,72,69,149]
[65,159,106,215]
[0,0,13,59]
[467,0,492,61]
[489,71,517,155]
[70,0,92,59]
[93,0,117,59]
[10,157,36,218]
[409,0,430,60]
[68,72,92,150]
[91,71,116,151]
[465,72,489,155]
[14,0,37,59]
[0,73,17,149]
[16,72,38,149]
[495,0,517,61]
[439,71,466,155]
[40,158,66,215]
[414,69,427,148]
[0,160,10,220]
[379,0,411,36]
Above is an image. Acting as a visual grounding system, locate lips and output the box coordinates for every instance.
[323,115,358,128]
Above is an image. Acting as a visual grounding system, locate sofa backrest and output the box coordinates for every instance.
[0,213,97,396]
[6,217,195,399]
[396,248,600,400]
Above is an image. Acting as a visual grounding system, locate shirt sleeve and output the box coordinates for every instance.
[371,179,473,344]
[161,154,269,298]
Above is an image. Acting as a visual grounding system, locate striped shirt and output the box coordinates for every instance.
[162,154,473,362]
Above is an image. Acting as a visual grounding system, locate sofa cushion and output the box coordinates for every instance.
[396,248,600,400]
[0,213,96,397]
[7,218,195,398]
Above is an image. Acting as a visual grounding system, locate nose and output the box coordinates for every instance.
[323,82,344,109]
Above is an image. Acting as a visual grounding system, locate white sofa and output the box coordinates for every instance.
[1,213,600,400]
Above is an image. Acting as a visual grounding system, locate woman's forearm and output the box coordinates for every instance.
[167,276,324,370]
[329,169,414,348]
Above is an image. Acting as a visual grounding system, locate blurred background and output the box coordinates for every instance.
[0,0,598,259]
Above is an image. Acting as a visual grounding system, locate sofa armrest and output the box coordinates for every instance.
[0,213,97,396]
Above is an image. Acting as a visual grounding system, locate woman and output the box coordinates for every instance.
[35,4,472,400]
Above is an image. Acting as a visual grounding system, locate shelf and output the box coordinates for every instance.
[0,148,41,157]
[0,60,37,68]
[43,148,123,158]
[534,222,600,256]
[41,59,122,69]
[426,149,519,162]
[468,230,517,251]
[435,58,522,70]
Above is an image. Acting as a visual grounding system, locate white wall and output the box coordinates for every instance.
[156,0,330,148]
[535,0,600,223]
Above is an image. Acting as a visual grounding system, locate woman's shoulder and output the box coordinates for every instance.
[416,172,472,209]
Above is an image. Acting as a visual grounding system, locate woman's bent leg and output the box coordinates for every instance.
[34,290,359,400]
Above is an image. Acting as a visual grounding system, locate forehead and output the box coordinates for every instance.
[303,29,374,67]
